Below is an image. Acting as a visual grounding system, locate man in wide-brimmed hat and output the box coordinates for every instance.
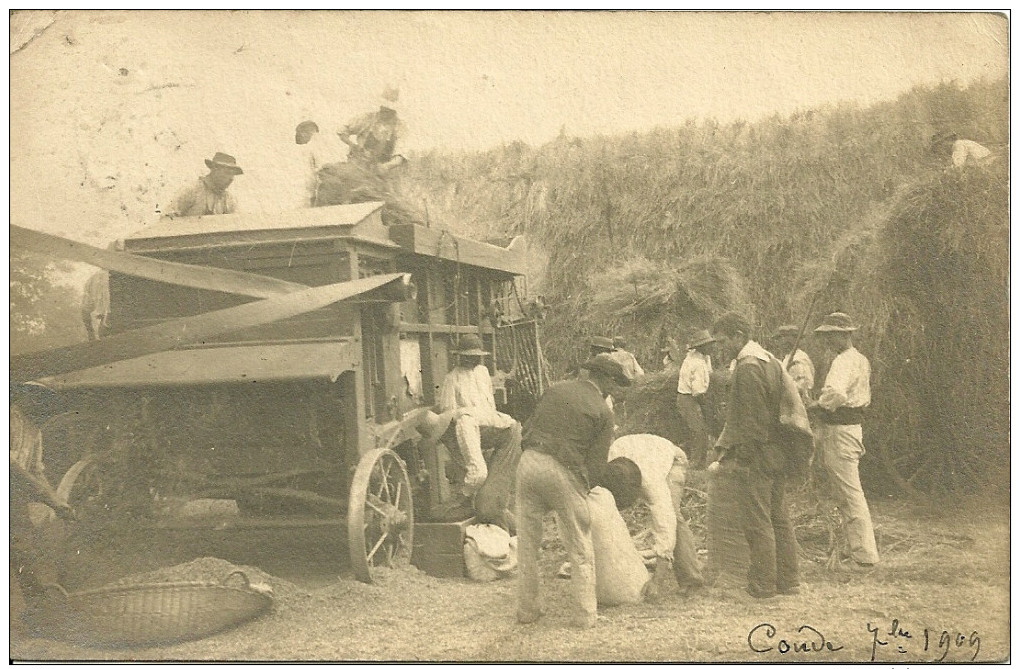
[167,152,243,217]
[772,324,815,402]
[516,353,629,629]
[675,329,716,469]
[607,335,645,382]
[588,335,615,358]
[809,312,879,569]
[339,87,406,171]
[437,334,522,531]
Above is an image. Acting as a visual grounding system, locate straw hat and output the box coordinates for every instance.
[687,329,716,350]
[589,336,615,352]
[773,324,799,338]
[581,353,631,387]
[204,152,244,175]
[454,334,489,356]
[814,312,859,332]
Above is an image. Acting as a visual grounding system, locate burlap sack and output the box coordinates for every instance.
[587,487,650,605]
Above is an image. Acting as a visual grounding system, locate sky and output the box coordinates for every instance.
[13,10,1006,152]
[6,10,1010,252]
[366,11,1009,150]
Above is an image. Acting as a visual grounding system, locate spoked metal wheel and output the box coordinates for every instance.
[347,448,414,583]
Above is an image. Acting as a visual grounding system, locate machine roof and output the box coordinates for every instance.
[122,201,525,275]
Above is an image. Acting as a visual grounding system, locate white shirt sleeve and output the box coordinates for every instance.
[818,352,860,410]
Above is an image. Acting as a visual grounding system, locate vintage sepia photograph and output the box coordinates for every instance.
[9,10,1009,662]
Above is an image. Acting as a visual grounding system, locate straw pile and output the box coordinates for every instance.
[314,161,425,226]
[792,162,1009,497]
[543,254,754,375]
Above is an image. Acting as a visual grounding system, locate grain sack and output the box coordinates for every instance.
[464,524,517,582]
[704,468,749,587]
[587,487,650,605]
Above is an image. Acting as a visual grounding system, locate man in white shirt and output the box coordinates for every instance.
[295,120,344,207]
[607,336,645,382]
[605,434,704,601]
[930,131,995,169]
[438,334,522,529]
[773,325,815,402]
[808,312,880,568]
[675,329,715,469]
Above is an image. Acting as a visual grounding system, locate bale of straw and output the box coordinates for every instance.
[616,369,684,447]
[790,162,1008,497]
[584,254,755,367]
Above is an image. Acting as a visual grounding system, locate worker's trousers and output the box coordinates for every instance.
[454,410,517,495]
[517,450,597,628]
[816,423,880,565]
[676,393,711,469]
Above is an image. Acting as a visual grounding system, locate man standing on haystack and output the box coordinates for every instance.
[676,329,716,469]
[809,312,880,569]
[708,313,800,599]
[167,152,243,217]
[773,324,815,402]
[438,334,522,531]
[339,87,407,173]
[516,354,630,629]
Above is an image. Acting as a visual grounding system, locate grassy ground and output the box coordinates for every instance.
[11,496,1009,662]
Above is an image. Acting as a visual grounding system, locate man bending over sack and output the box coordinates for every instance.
[605,434,704,600]
[559,434,705,601]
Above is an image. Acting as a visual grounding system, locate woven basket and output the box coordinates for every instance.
[45,571,273,647]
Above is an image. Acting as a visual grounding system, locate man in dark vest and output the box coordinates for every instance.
[708,313,800,599]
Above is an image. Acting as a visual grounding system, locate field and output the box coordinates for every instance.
[11,492,1009,663]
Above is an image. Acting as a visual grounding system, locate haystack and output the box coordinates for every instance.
[315,161,425,226]
[581,254,755,367]
[791,162,1009,497]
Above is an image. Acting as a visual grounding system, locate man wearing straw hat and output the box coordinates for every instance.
[339,87,406,172]
[809,312,880,569]
[167,152,243,218]
[437,334,522,530]
[675,329,716,469]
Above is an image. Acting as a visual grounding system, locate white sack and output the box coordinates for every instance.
[588,486,650,605]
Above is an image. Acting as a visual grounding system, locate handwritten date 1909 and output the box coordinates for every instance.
[747,623,844,655]
[867,618,980,662]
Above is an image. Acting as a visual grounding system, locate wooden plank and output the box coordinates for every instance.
[123,202,385,247]
[14,273,407,384]
[146,517,348,531]
[12,224,304,298]
[399,323,494,335]
[388,224,524,275]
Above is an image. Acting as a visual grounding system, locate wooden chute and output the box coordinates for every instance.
[11,224,305,299]
[12,273,411,384]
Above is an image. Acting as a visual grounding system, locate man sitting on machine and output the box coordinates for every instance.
[423,334,522,532]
